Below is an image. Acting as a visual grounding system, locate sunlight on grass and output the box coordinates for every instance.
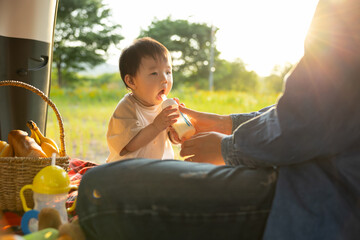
[46,87,280,164]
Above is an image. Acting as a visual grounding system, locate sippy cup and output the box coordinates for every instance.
[20,156,77,233]
[161,96,196,140]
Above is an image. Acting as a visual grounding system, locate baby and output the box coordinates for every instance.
[106,37,179,162]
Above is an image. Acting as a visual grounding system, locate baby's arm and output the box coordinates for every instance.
[122,106,178,154]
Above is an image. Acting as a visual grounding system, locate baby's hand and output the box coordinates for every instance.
[152,106,178,132]
[168,126,181,144]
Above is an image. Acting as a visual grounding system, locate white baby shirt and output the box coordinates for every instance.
[106,93,174,162]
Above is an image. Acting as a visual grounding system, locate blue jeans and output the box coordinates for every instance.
[76,159,277,240]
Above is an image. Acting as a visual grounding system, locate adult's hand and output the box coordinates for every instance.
[180,132,228,165]
[179,105,232,135]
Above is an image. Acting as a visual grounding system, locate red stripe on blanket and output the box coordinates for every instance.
[67,158,98,218]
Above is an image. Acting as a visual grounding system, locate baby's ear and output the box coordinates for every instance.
[124,75,135,89]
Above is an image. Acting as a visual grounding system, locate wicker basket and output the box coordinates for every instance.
[0,80,69,212]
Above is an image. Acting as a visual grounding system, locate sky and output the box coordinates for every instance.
[103,0,319,76]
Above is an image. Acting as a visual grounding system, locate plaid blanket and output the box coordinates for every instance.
[66,158,99,218]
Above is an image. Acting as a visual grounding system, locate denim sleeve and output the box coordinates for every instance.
[223,107,282,167]
[222,55,360,167]
[230,105,275,132]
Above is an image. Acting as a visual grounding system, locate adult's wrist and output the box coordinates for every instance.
[210,114,232,134]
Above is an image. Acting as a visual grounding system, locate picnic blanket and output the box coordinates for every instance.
[66,158,99,212]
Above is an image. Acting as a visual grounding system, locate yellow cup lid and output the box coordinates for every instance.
[32,165,71,194]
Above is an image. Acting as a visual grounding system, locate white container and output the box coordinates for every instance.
[33,192,69,224]
[162,98,196,140]
[27,192,68,232]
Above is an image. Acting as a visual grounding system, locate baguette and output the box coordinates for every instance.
[8,130,47,157]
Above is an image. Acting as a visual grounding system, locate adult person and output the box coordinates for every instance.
[76,0,360,239]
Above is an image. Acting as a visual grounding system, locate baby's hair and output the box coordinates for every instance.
[119,37,170,88]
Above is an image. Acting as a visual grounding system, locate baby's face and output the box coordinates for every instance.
[131,55,173,106]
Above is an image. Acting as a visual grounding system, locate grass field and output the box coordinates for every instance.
[46,87,281,164]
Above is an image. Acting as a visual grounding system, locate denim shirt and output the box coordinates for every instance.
[221,0,360,238]
[222,108,360,239]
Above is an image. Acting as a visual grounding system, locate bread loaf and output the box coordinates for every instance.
[8,130,47,157]
[0,140,14,157]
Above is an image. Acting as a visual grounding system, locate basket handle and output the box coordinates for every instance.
[0,80,66,157]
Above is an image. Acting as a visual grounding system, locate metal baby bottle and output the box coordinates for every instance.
[161,96,196,140]
[20,156,77,232]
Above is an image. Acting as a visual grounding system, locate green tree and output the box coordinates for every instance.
[53,0,123,87]
[213,59,259,92]
[139,17,219,89]
[263,63,294,93]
